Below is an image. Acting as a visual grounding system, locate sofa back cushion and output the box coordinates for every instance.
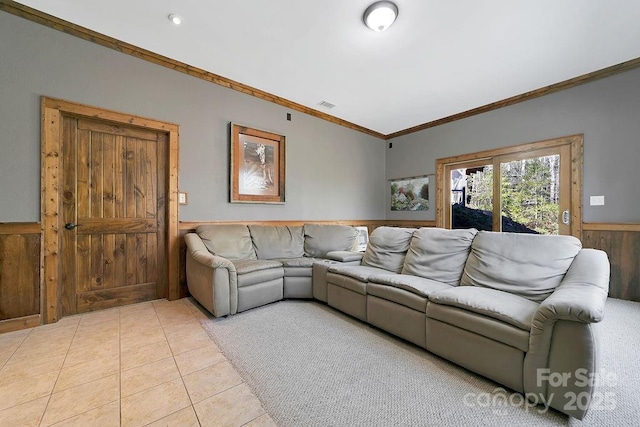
[362,227,416,273]
[303,224,358,258]
[196,225,257,261]
[460,231,582,302]
[402,227,478,286]
[248,225,304,259]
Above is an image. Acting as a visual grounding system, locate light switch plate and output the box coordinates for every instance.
[179,192,188,205]
[590,195,604,206]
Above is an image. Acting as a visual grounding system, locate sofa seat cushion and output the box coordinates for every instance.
[427,303,531,352]
[327,265,390,282]
[326,266,388,296]
[401,227,477,286]
[233,259,283,275]
[368,274,453,299]
[362,227,415,273]
[233,260,284,288]
[277,257,317,268]
[461,231,582,302]
[248,225,304,259]
[429,287,539,331]
[368,283,427,313]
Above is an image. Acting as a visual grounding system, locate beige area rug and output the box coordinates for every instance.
[200,298,640,426]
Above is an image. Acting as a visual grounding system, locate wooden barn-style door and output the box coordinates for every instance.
[60,117,168,315]
[41,98,180,323]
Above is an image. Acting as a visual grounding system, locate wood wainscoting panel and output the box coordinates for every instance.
[0,223,41,329]
[583,226,640,302]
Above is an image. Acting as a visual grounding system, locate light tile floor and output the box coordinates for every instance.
[0,298,276,427]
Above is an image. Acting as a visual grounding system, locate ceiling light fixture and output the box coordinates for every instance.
[363,1,398,32]
[168,14,183,25]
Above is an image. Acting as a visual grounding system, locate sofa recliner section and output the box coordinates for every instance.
[322,226,609,420]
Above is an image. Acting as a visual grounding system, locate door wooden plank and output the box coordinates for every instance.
[103,234,115,289]
[77,129,91,220]
[90,133,104,219]
[114,233,127,289]
[61,117,77,316]
[76,283,158,313]
[146,140,157,219]
[146,232,157,284]
[135,139,147,219]
[102,133,116,219]
[136,233,147,285]
[90,234,104,290]
[125,234,137,286]
[76,235,91,293]
[77,118,161,141]
[125,137,136,219]
[76,218,157,234]
[114,135,125,219]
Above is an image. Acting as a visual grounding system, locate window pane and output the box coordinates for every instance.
[450,165,494,231]
[500,155,560,235]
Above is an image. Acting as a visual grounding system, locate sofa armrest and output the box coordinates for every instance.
[523,249,609,419]
[185,233,238,317]
[532,249,609,329]
[325,250,363,263]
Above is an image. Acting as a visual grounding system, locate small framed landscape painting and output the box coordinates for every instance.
[230,123,286,204]
[390,175,429,211]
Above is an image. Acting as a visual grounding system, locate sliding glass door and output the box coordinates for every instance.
[440,137,579,236]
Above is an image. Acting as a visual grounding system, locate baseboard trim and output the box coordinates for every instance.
[0,314,40,334]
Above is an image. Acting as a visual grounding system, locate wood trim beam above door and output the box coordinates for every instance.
[40,97,180,324]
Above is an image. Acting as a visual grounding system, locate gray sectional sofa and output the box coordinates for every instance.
[184,224,363,317]
[185,224,610,419]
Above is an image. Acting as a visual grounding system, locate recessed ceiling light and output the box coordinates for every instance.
[363,1,398,32]
[168,14,183,25]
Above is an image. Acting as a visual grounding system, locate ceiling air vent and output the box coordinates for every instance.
[317,100,336,109]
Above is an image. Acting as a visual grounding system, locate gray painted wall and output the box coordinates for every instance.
[0,12,386,223]
[387,66,640,223]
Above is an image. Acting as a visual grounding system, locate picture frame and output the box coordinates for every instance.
[230,123,286,204]
[390,175,430,211]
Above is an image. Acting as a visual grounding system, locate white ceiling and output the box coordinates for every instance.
[14,0,640,136]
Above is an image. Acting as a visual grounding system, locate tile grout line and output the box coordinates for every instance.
[0,328,34,370]
[37,317,82,427]
[150,301,199,426]
[177,299,206,427]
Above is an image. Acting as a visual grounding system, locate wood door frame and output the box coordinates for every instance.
[41,97,180,324]
[436,134,583,239]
